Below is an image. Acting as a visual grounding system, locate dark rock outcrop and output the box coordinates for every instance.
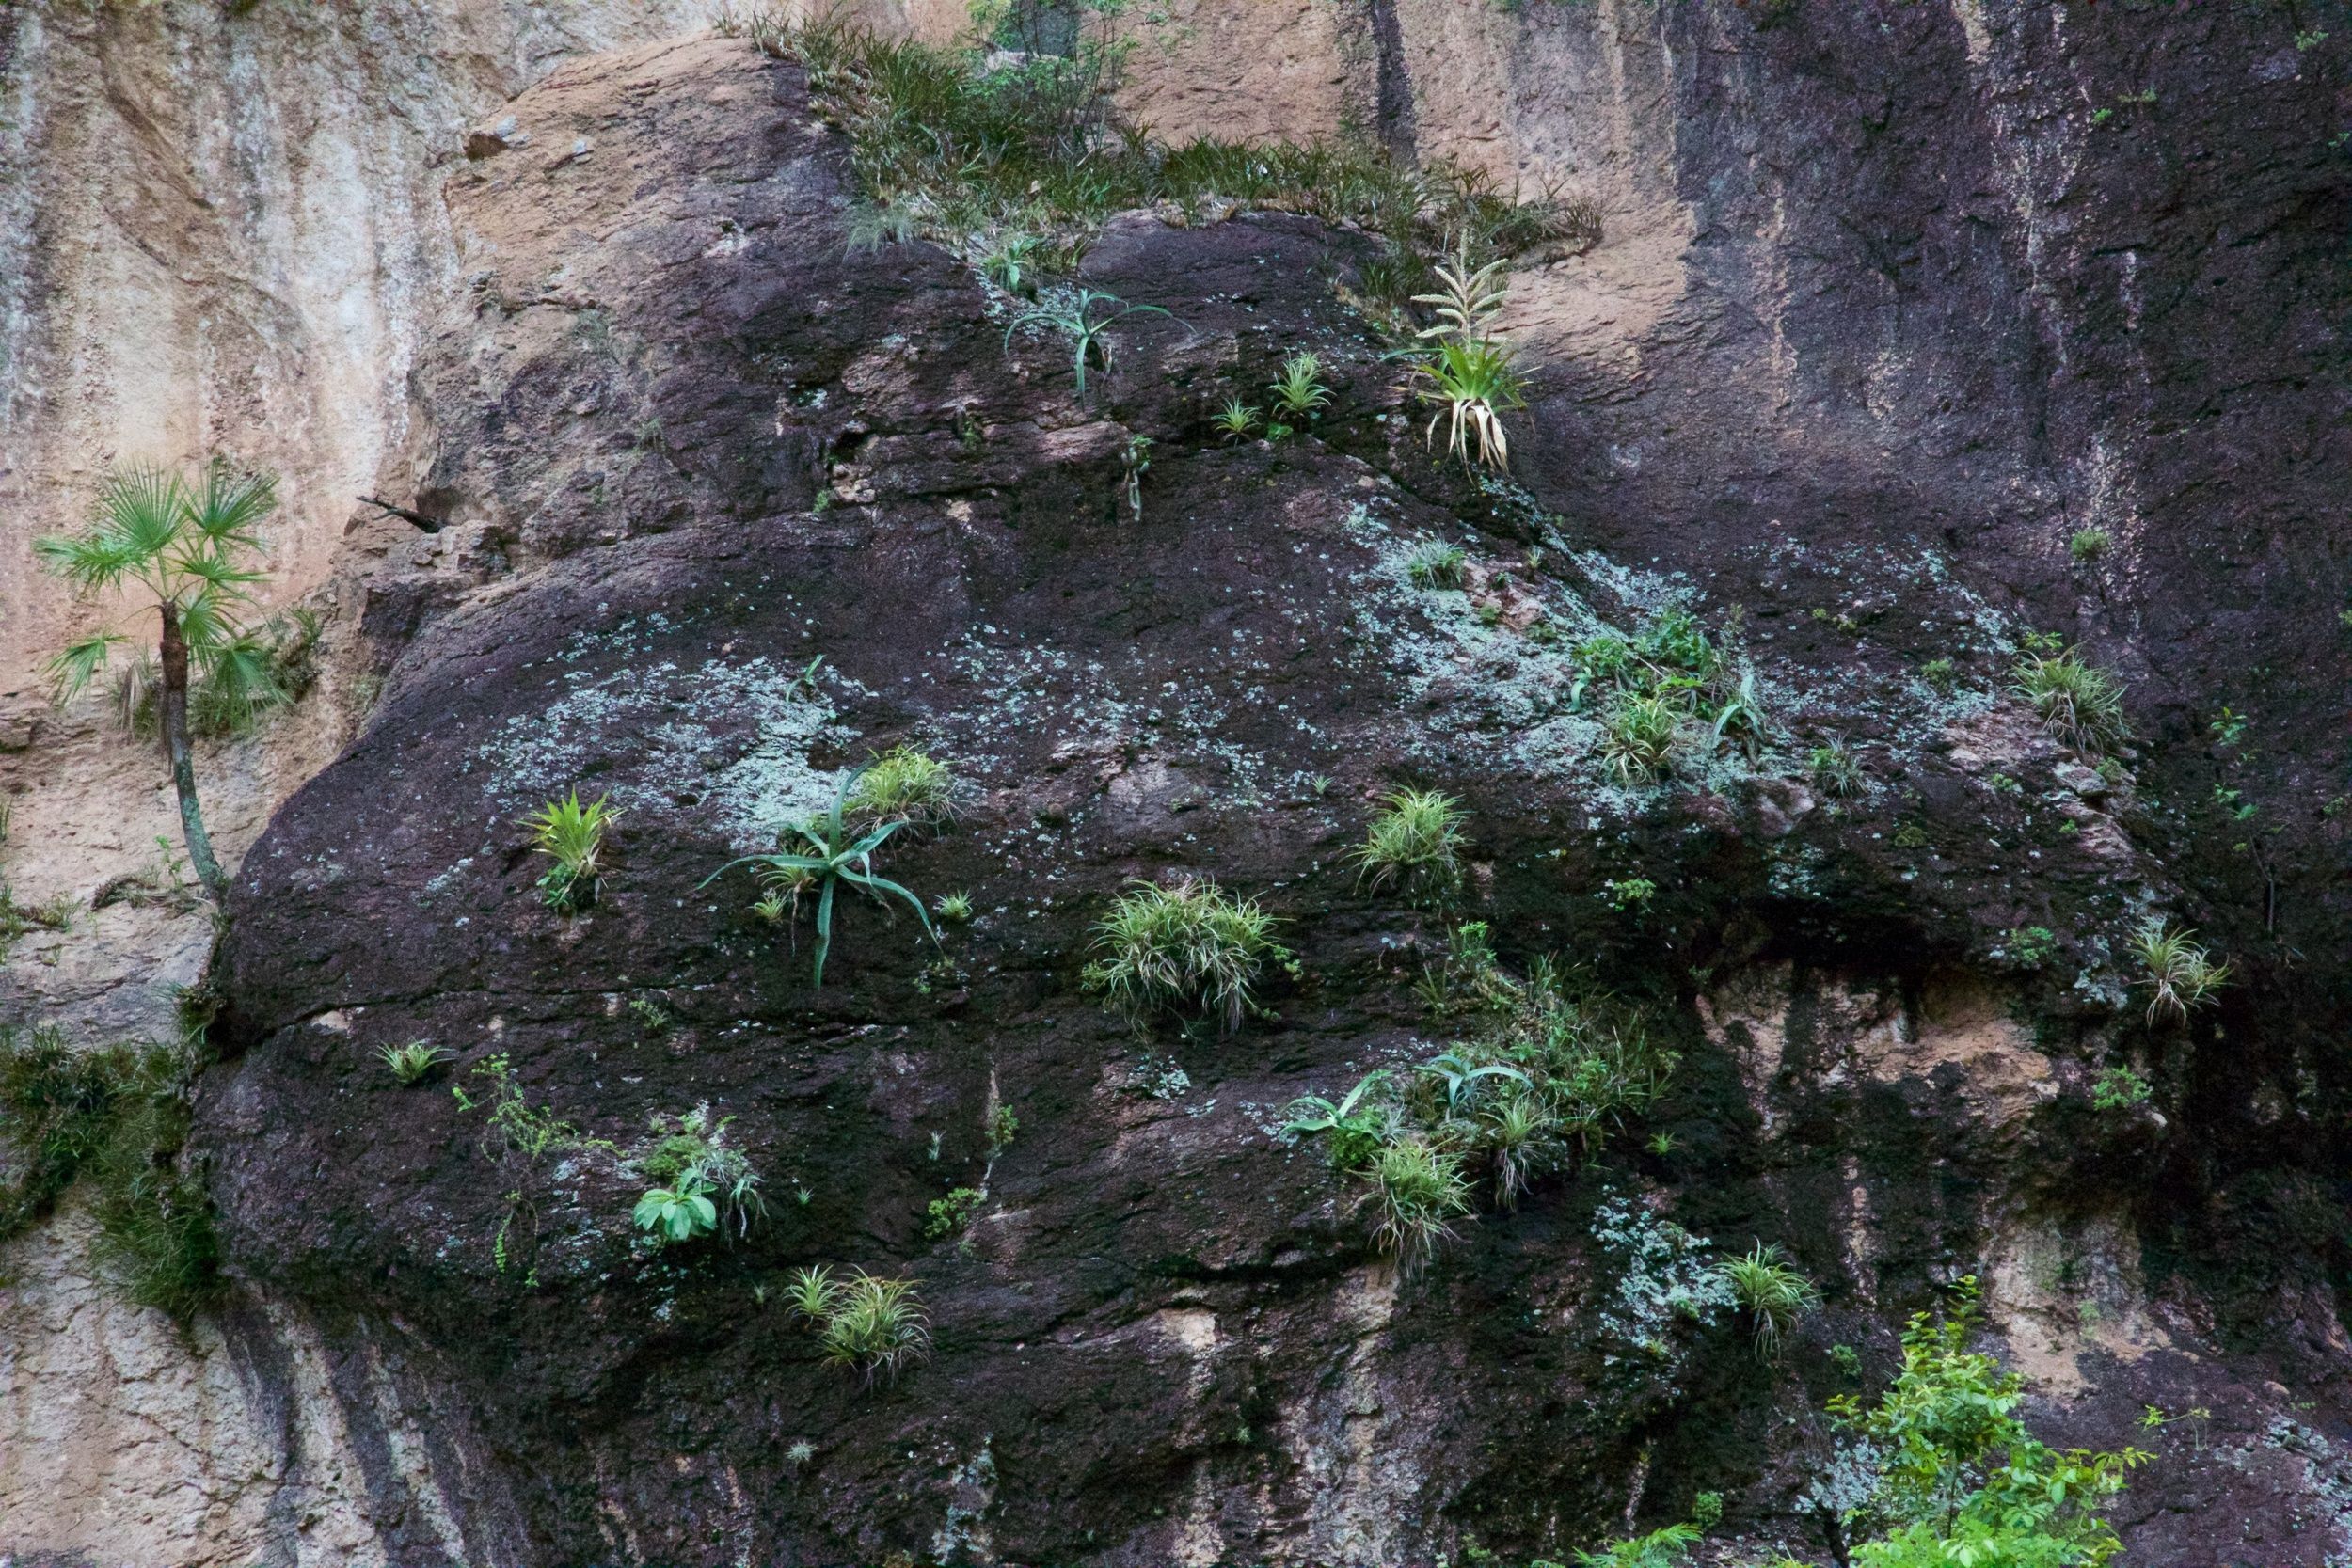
[199,15,2352,1566]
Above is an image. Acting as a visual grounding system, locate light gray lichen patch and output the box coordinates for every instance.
[461,655,870,850]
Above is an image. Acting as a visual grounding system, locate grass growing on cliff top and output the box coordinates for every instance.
[0,1023,222,1318]
[719,7,1594,296]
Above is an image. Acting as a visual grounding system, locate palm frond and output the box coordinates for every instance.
[46,633,125,702]
[185,460,278,546]
[93,464,187,563]
[33,530,139,592]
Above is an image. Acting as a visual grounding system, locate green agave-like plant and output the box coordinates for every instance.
[703,773,935,988]
[1003,288,1171,398]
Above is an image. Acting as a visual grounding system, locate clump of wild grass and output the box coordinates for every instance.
[848,744,958,825]
[523,789,617,913]
[0,1024,220,1318]
[1716,1241,1819,1359]
[1600,692,1681,784]
[1285,948,1677,1265]
[788,1264,930,1382]
[2131,919,2227,1024]
[1808,739,1865,798]
[2012,649,2130,755]
[726,10,1583,309]
[378,1040,453,1085]
[1083,878,1287,1034]
[1364,1135,1472,1270]
[1406,541,1468,590]
[1350,788,1467,901]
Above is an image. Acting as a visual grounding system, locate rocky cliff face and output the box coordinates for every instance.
[5,0,2351,1563]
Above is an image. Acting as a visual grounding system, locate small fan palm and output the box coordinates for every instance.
[36,460,281,900]
[702,773,935,988]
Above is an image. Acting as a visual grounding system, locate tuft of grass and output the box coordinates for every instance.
[2011,649,2130,755]
[2130,919,2227,1024]
[522,790,617,914]
[935,891,975,925]
[1406,541,1468,590]
[1083,878,1288,1035]
[1599,692,1680,784]
[848,744,958,826]
[1364,1135,1471,1269]
[1717,1241,1819,1359]
[1268,353,1332,420]
[379,1040,453,1085]
[787,1264,930,1382]
[2069,527,2113,563]
[1213,400,1263,442]
[1808,739,1865,798]
[1349,788,1467,902]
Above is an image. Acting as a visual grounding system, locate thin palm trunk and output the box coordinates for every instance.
[158,602,227,901]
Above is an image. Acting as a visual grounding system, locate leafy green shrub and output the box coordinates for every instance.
[848,744,957,825]
[634,1180,718,1243]
[2130,919,2227,1023]
[985,1103,1020,1155]
[1406,541,1468,590]
[378,1040,453,1085]
[635,1107,766,1243]
[2069,527,2112,563]
[2090,1065,2152,1110]
[1282,1070,1396,1173]
[453,1054,587,1162]
[1350,788,1467,901]
[2012,650,2130,755]
[1083,878,1288,1034]
[1715,1241,1819,1358]
[1599,877,1656,911]
[523,789,616,913]
[924,1186,984,1239]
[1827,1278,2148,1564]
[1919,656,1959,694]
[706,774,935,988]
[788,1265,930,1381]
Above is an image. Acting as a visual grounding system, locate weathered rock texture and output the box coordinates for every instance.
[6,0,2352,1562]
